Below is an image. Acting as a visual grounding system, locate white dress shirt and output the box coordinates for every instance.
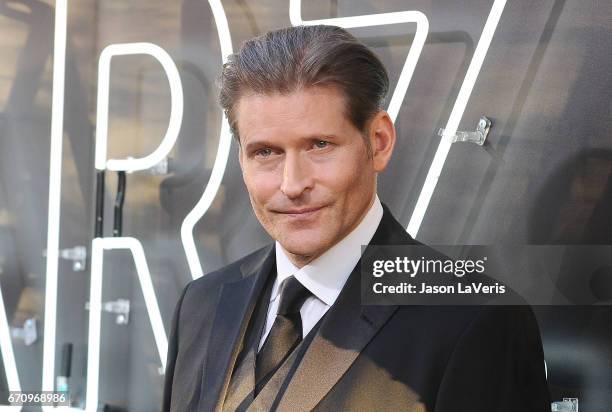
[258,195,383,351]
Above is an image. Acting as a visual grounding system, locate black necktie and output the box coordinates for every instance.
[255,276,312,393]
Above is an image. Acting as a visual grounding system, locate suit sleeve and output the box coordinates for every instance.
[162,282,191,412]
[434,305,551,412]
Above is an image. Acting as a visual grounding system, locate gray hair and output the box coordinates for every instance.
[217,25,389,146]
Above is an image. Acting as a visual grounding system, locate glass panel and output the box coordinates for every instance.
[0,0,610,410]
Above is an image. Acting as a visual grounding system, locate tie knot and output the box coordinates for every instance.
[277,276,311,316]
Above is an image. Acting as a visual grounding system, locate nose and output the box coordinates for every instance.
[280,152,313,199]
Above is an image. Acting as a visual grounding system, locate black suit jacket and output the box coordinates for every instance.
[163,205,551,411]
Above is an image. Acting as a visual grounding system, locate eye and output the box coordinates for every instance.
[314,140,329,149]
[254,148,273,157]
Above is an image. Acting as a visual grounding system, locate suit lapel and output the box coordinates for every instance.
[199,245,275,412]
[276,265,398,411]
[277,204,416,411]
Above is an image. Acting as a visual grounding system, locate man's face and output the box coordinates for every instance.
[236,86,383,265]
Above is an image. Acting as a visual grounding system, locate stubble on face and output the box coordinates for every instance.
[236,86,377,267]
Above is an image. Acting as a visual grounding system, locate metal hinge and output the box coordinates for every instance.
[85,299,130,325]
[552,398,579,412]
[43,246,87,271]
[11,318,37,346]
[438,116,492,146]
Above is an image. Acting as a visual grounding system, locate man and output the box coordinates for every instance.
[163,25,550,411]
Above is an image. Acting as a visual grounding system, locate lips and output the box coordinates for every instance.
[276,205,326,217]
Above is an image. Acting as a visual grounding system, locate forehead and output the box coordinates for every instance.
[235,86,354,144]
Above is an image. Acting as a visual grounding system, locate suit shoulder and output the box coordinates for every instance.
[182,244,273,299]
[393,303,538,340]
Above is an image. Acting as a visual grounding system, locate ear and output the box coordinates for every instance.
[368,110,396,172]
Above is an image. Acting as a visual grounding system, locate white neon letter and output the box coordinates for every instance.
[289,0,429,122]
[407,0,507,236]
[42,0,68,397]
[95,43,184,172]
[90,41,182,412]
[181,0,233,279]
[85,237,167,412]
[0,283,22,412]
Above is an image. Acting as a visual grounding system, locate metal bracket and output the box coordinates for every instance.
[438,116,492,146]
[44,246,87,271]
[60,246,87,271]
[11,318,37,346]
[552,398,579,412]
[148,156,170,175]
[85,299,130,325]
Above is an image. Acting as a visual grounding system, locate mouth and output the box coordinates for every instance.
[276,205,326,219]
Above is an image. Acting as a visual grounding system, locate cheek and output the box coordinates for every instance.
[322,151,371,194]
[243,170,279,204]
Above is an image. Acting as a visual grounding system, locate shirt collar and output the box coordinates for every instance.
[274,194,383,306]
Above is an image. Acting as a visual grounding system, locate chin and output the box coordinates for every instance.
[281,242,321,258]
[279,233,331,259]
